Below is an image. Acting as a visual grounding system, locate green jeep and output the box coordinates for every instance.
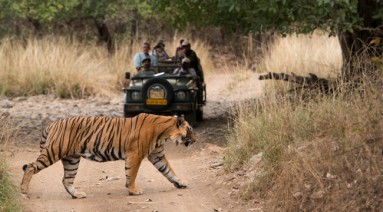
[123,61,206,125]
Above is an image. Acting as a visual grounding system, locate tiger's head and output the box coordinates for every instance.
[172,115,196,147]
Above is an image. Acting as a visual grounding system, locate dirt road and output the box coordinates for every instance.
[1,71,264,211]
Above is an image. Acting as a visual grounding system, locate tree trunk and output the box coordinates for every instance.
[129,9,139,53]
[95,18,114,54]
[338,0,382,81]
[27,17,43,38]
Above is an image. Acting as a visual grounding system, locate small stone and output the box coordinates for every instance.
[21,194,29,199]
[326,172,336,179]
[214,208,222,212]
[293,192,303,198]
[310,190,325,199]
[237,171,245,176]
[2,100,13,108]
[106,176,120,181]
[210,162,223,169]
[304,183,311,190]
[248,152,263,165]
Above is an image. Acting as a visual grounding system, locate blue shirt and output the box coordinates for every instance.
[133,52,158,69]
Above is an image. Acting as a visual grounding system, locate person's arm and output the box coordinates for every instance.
[133,54,141,71]
[173,67,179,75]
[189,68,197,80]
[164,51,170,59]
[150,55,158,66]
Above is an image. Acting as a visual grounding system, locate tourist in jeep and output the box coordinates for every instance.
[133,41,158,71]
[136,57,156,76]
[152,40,169,61]
[173,58,197,80]
[180,40,204,82]
[173,39,185,61]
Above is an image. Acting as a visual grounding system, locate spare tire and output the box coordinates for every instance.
[142,77,174,111]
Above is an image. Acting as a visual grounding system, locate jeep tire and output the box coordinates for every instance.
[142,78,174,111]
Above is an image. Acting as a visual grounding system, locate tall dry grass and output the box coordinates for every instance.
[225,33,383,210]
[259,31,342,78]
[0,36,213,98]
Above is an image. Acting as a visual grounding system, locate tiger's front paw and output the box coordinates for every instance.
[72,191,87,199]
[128,187,143,195]
[173,180,188,189]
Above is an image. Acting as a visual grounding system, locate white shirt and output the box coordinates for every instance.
[133,52,158,69]
[173,67,197,80]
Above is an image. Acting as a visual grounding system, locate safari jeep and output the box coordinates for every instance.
[123,61,206,125]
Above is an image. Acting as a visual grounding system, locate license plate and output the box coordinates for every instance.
[146,99,167,105]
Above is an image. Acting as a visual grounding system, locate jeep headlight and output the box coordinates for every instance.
[176,91,186,100]
[131,91,141,101]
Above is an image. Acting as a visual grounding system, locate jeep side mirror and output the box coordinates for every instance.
[125,72,131,79]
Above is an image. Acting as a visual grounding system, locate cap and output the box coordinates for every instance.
[182,57,190,64]
[181,40,190,46]
[142,57,151,63]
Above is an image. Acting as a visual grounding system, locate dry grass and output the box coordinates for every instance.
[225,33,383,210]
[0,115,21,211]
[259,31,342,78]
[0,37,124,98]
[0,36,214,98]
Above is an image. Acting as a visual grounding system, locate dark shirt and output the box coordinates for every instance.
[184,49,204,82]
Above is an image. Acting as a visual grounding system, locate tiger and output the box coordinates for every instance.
[20,113,196,199]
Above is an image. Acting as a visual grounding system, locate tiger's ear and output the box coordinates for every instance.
[176,115,185,128]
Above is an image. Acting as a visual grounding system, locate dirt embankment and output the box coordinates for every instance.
[0,71,264,212]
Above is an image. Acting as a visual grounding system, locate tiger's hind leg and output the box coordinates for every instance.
[61,155,86,199]
[21,149,59,194]
[20,163,38,194]
[147,145,188,189]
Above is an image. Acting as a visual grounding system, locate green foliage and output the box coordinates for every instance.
[152,0,383,35]
[1,0,381,39]
[0,0,155,38]
[0,0,382,38]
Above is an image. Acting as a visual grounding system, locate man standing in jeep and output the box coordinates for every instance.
[180,40,204,83]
